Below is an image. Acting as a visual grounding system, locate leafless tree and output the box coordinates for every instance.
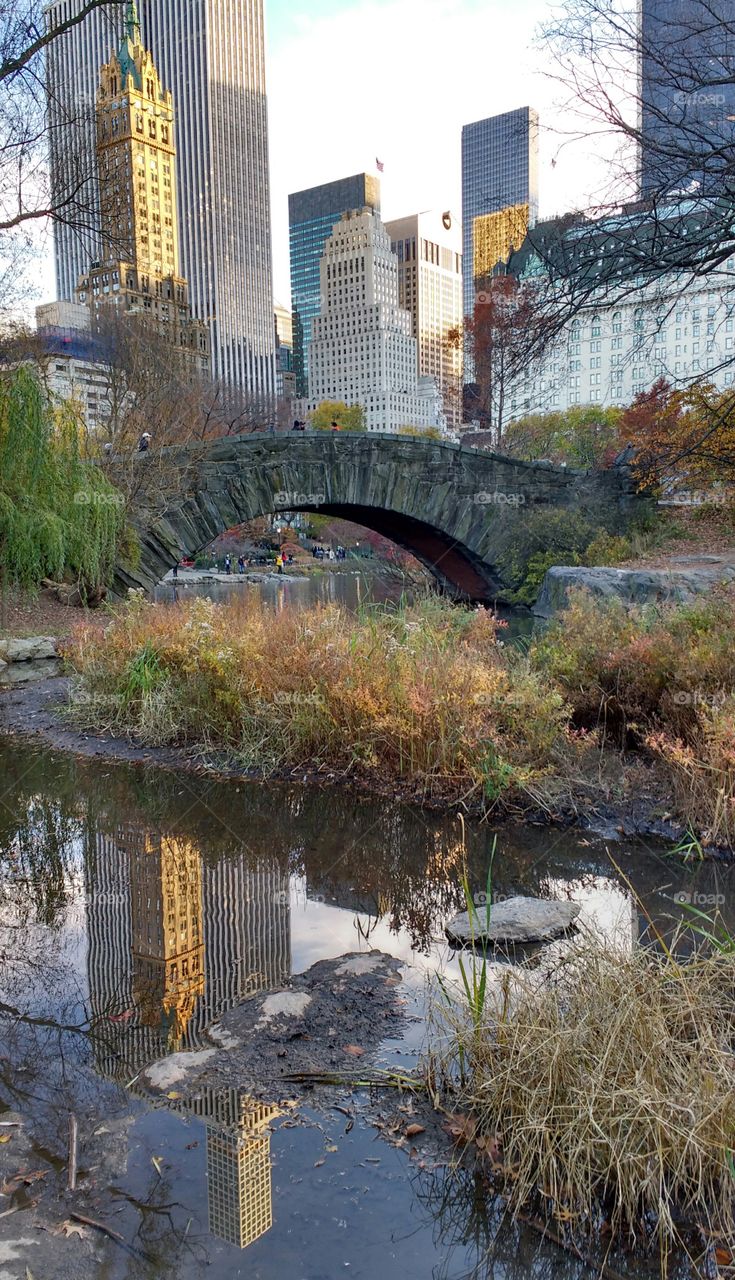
[0,1,125,316]
[528,0,735,322]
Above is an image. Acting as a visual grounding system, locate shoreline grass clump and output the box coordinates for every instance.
[530,587,735,845]
[428,934,735,1269]
[64,592,569,811]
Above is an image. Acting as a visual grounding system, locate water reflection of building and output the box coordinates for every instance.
[128,831,205,1044]
[187,1087,280,1249]
[86,824,291,1079]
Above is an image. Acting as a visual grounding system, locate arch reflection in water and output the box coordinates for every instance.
[86,821,291,1079]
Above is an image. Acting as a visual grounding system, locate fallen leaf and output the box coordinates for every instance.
[404,1124,425,1138]
[0,1135,11,1145]
[716,1248,732,1265]
[343,1045,364,1057]
[442,1113,477,1145]
[313,1158,325,1168]
[166,1091,181,1100]
[55,1220,89,1239]
[151,1156,164,1175]
[326,1144,338,1153]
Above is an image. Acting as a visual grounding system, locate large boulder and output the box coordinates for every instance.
[446,895,581,947]
[533,557,735,618]
[0,636,58,663]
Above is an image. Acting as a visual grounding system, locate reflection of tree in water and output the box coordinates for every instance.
[414,1162,593,1280]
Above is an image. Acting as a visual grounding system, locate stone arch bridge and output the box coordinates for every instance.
[113,433,641,603]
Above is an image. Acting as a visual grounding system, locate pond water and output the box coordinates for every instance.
[0,736,731,1278]
[153,566,536,645]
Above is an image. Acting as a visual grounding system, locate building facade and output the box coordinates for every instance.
[461,107,539,320]
[74,7,209,375]
[45,0,275,393]
[307,208,440,433]
[639,0,735,198]
[34,302,114,432]
[274,301,295,401]
[504,203,735,418]
[385,210,463,432]
[289,173,381,397]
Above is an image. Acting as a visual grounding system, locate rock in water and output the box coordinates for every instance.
[0,636,58,663]
[446,895,581,947]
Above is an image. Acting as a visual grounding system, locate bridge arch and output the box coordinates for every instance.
[112,433,640,603]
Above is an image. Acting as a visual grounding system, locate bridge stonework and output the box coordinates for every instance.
[113,433,642,603]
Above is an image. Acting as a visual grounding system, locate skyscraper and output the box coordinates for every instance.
[75,7,209,374]
[307,207,439,432]
[288,173,381,397]
[639,0,735,198]
[385,210,463,431]
[461,107,539,319]
[45,0,275,394]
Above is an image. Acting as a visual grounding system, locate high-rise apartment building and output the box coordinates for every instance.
[307,208,439,432]
[461,107,539,318]
[74,8,209,374]
[639,0,735,198]
[45,0,275,393]
[289,174,381,396]
[385,210,463,431]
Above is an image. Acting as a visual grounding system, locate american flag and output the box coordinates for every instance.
[376,157,384,172]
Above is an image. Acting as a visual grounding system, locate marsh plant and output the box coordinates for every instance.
[428,917,735,1274]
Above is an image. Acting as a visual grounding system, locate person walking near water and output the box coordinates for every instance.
[275,553,284,575]
[224,555,232,574]
[237,555,245,574]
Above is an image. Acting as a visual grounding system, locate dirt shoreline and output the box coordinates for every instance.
[1,672,729,859]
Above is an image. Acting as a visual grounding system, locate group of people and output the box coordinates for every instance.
[311,544,346,561]
[221,551,294,575]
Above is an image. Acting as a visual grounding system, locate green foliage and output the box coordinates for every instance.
[309,400,364,431]
[497,509,598,604]
[397,425,443,439]
[582,530,632,566]
[0,367,123,592]
[503,404,622,469]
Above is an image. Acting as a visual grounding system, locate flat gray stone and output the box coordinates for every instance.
[533,563,735,617]
[142,1047,216,1091]
[0,636,58,663]
[446,895,581,946]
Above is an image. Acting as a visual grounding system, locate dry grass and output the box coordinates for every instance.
[63,591,570,811]
[429,935,735,1269]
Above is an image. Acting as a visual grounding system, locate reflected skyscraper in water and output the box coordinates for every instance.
[188,1087,281,1249]
[86,821,290,1078]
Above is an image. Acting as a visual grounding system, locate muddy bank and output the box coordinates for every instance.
[0,673,726,858]
[137,952,406,1105]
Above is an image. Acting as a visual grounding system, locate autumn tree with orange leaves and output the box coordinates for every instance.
[620,378,735,488]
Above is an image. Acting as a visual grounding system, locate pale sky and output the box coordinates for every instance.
[265,0,615,304]
[34,0,616,316]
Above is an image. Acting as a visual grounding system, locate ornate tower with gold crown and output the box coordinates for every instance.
[75,4,210,376]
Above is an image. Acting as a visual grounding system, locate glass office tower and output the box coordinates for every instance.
[461,107,539,319]
[639,0,735,198]
[288,173,381,397]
